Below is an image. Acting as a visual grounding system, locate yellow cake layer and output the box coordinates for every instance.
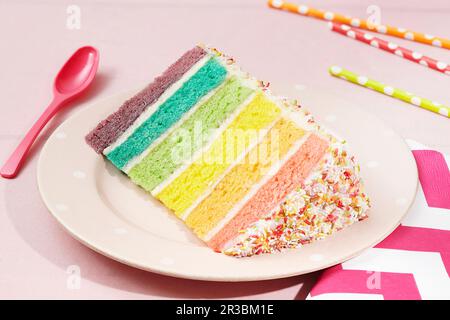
[185,117,306,238]
[156,93,281,216]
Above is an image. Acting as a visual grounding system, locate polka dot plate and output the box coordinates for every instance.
[37,86,418,281]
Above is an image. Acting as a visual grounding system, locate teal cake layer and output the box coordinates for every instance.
[106,58,227,169]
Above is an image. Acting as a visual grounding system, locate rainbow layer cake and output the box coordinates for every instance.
[86,45,370,257]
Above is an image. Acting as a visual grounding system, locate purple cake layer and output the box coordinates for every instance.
[85,46,207,154]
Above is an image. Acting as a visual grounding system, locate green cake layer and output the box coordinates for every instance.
[128,77,254,192]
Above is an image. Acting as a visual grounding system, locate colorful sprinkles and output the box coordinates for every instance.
[224,139,370,257]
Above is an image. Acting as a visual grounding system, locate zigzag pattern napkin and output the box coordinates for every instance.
[307,140,450,300]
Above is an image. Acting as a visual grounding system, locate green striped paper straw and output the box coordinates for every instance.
[329,66,449,118]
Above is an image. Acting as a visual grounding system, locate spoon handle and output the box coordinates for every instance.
[1,97,64,179]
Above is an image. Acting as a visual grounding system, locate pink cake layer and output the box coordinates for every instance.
[207,134,329,251]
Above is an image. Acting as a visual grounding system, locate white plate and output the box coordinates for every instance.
[37,86,418,281]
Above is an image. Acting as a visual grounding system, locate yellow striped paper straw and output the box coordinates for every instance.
[329,66,449,118]
[268,0,450,50]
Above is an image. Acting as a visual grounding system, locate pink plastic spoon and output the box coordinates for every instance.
[1,46,99,179]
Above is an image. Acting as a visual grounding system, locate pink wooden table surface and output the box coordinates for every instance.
[0,0,449,299]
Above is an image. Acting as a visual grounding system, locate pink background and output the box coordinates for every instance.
[0,0,449,299]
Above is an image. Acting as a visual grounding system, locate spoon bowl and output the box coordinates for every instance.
[54,46,99,98]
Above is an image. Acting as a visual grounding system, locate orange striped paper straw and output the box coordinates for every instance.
[268,0,450,50]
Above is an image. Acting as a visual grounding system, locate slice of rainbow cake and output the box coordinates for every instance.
[86,45,370,257]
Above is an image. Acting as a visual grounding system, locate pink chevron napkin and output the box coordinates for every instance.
[308,140,450,300]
